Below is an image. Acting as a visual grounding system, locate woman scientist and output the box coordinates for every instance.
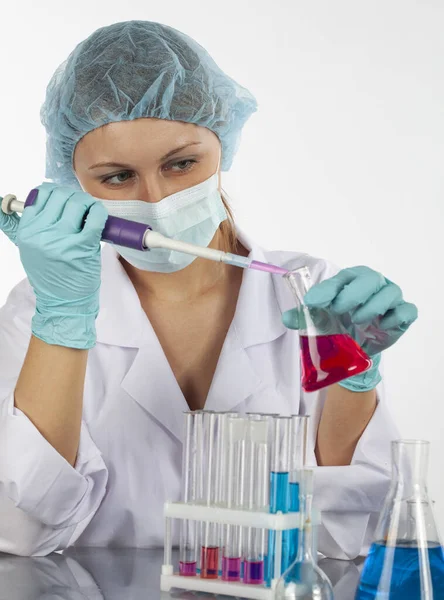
[0,21,417,558]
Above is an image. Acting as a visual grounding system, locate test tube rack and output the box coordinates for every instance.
[160,501,321,600]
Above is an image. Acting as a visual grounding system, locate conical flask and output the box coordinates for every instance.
[274,470,334,600]
[284,266,372,392]
[355,440,444,599]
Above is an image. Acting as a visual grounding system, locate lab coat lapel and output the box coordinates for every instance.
[205,230,288,413]
[204,328,263,412]
[120,344,187,443]
[95,244,145,348]
[95,245,187,443]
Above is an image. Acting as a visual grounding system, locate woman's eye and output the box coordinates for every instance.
[102,171,135,186]
[166,159,197,173]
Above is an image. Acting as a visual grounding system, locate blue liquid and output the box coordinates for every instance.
[289,481,300,512]
[266,472,290,586]
[356,541,444,600]
[270,471,290,513]
[288,482,300,568]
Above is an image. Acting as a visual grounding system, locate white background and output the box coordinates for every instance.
[1,1,443,532]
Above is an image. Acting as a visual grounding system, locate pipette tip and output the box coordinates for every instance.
[249,260,289,276]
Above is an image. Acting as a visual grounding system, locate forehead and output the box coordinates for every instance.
[74,118,218,167]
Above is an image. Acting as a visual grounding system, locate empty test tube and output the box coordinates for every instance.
[244,415,270,585]
[199,412,220,579]
[222,416,247,582]
[179,411,203,576]
[214,412,237,507]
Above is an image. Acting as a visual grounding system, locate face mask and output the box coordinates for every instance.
[100,165,227,273]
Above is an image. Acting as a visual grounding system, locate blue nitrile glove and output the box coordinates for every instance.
[0,207,20,243]
[282,266,418,392]
[0,183,108,349]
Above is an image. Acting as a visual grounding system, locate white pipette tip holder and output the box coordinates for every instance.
[160,501,321,600]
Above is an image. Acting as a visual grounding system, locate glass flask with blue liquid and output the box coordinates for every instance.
[274,470,334,600]
[356,440,444,600]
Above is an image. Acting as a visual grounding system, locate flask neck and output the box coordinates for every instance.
[378,440,442,547]
[284,266,313,307]
[392,441,429,497]
[296,489,316,563]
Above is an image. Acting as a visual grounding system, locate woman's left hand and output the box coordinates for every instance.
[283,266,418,358]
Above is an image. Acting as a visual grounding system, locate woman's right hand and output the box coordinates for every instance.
[0,183,108,349]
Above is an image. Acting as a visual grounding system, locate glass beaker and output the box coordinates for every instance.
[284,266,372,392]
[355,440,444,599]
[274,470,334,600]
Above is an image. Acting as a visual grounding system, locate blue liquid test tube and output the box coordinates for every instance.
[266,416,291,586]
[287,415,309,570]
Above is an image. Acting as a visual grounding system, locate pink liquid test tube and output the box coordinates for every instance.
[179,411,203,577]
[199,412,221,579]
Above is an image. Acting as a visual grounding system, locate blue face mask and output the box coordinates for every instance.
[100,168,227,273]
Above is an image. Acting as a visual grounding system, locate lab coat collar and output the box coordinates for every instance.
[232,229,288,348]
[96,230,288,350]
[95,244,147,348]
[204,229,289,415]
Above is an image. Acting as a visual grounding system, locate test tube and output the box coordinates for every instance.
[199,411,220,579]
[213,412,239,576]
[267,416,291,585]
[244,415,270,585]
[287,415,309,569]
[179,411,203,576]
[215,412,240,507]
[222,416,247,582]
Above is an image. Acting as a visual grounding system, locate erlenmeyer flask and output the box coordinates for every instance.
[355,440,444,599]
[274,470,334,600]
[284,266,372,392]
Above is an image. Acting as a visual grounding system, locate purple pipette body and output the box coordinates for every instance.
[24,189,150,251]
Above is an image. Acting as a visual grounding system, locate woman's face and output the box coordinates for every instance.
[73,118,221,202]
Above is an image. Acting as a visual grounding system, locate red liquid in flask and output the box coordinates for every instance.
[300,333,372,392]
[200,546,219,579]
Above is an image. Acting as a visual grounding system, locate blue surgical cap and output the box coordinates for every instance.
[40,20,258,188]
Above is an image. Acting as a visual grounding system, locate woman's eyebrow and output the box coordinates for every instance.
[160,141,202,161]
[88,142,203,170]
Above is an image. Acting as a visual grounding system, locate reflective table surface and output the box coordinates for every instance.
[0,548,364,599]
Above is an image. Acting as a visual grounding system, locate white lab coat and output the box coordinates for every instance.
[0,231,399,558]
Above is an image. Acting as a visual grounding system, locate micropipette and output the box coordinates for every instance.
[1,193,288,276]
